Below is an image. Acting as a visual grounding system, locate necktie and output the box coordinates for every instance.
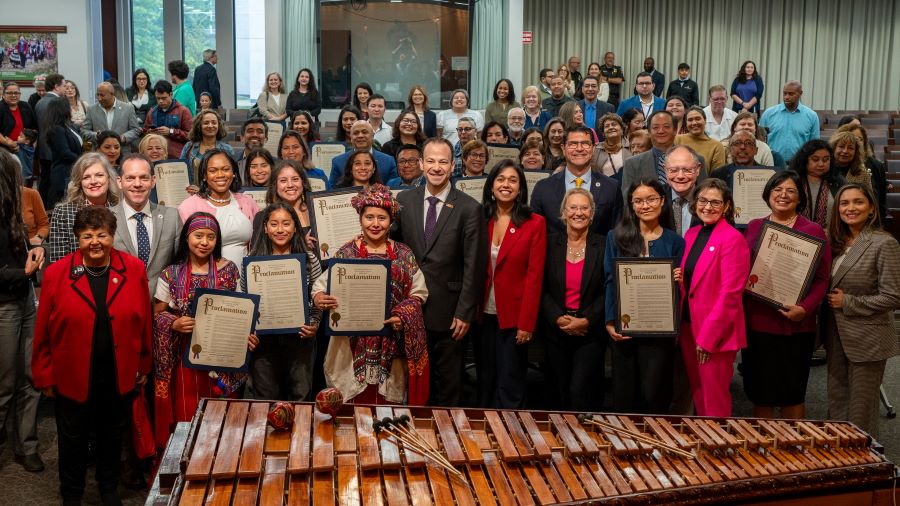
[673,197,685,235]
[575,177,583,188]
[135,211,150,265]
[424,196,439,245]
[654,150,667,186]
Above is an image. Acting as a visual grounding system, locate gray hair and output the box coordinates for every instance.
[203,49,217,61]
[507,107,525,118]
[559,187,595,221]
[458,116,476,128]
[665,144,702,167]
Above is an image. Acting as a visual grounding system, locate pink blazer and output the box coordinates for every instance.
[177,193,259,223]
[680,219,750,352]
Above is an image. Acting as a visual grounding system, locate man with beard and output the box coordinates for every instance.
[235,118,268,176]
[506,108,526,145]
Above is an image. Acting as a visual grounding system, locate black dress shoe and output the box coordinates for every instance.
[99,491,123,506]
[14,453,45,472]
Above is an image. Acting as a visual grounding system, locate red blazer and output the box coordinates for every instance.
[33,248,152,402]
[484,213,546,332]
[680,219,750,352]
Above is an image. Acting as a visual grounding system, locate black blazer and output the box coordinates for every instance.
[541,231,606,330]
[47,124,81,179]
[192,61,221,108]
[530,170,623,237]
[422,110,437,138]
[393,185,487,330]
[0,100,38,138]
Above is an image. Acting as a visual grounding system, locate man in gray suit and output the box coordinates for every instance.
[82,81,143,153]
[620,110,678,196]
[112,154,181,294]
[393,138,486,407]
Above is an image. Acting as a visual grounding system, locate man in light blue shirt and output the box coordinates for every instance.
[759,81,819,163]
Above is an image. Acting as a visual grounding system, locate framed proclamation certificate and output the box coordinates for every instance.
[746,221,825,309]
[242,254,309,334]
[325,258,391,336]
[185,289,260,372]
[150,159,190,207]
[486,143,520,172]
[523,170,552,199]
[240,187,268,208]
[614,258,679,337]
[731,167,776,226]
[309,187,364,261]
[307,175,328,193]
[309,142,348,179]
[452,176,488,203]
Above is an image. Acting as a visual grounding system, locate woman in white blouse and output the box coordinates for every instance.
[256,72,288,121]
[436,89,484,146]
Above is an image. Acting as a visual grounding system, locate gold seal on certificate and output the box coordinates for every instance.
[309,187,364,261]
[732,167,776,225]
[186,289,259,371]
[242,255,309,334]
[310,142,348,179]
[486,143,519,172]
[614,258,679,337]
[746,221,825,308]
[523,170,552,199]
[326,259,391,335]
[152,160,190,207]
[453,176,488,203]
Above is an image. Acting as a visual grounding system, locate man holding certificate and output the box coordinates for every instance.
[312,184,429,405]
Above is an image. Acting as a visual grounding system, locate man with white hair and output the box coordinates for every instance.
[192,48,221,109]
[506,107,526,145]
[760,80,819,162]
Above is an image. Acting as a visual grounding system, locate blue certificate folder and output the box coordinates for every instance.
[325,258,392,336]
[184,288,259,372]
[242,254,309,335]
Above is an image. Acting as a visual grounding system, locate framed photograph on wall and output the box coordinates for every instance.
[0,26,67,86]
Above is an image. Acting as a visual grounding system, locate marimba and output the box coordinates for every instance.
[148,400,898,505]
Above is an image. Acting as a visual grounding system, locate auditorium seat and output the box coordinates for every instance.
[862,117,892,126]
[228,109,249,122]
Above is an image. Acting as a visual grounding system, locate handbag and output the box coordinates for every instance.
[131,389,156,459]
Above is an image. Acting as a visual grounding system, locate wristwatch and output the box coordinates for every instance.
[169,127,174,135]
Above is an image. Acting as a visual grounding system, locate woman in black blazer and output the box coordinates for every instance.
[0,82,38,149]
[44,98,83,208]
[541,187,607,411]
[407,85,437,138]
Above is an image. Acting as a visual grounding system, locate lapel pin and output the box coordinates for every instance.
[595,181,601,188]
[510,228,516,234]
[445,202,455,209]
[112,277,118,284]
[71,265,84,278]
[709,246,715,252]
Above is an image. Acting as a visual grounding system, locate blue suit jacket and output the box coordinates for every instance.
[616,95,667,117]
[577,99,616,138]
[329,149,398,187]
[530,170,623,237]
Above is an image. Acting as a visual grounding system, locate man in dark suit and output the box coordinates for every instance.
[111,154,181,294]
[329,121,398,187]
[577,75,615,139]
[620,110,677,196]
[34,73,66,202]
[531,126,622,237]
[192,49,221,109]
[393,138,486,407]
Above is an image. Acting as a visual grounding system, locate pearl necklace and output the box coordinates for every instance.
[208,192,232,205]
[769,213,798,228]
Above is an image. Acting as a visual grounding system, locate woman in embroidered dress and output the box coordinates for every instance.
[152,212,258,445]
[311,184,430,405]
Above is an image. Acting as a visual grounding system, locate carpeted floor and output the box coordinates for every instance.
[2,353,899,504]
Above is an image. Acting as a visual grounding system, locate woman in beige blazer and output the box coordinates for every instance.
[256,72,288,121]
[826,183,900,438]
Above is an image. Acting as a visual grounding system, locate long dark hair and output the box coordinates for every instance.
[621,108,644,133]
[789,139,843,189]
[45,97,72,128]
[338,150,381,188]
[292,68,318,100]
[690,178,736,225]
[243,147,275,187]
[130,67,151,93]
[614,178,673,257]
[336,105,361,142]
[266,159,311,205]
[172,212,223,264]
[391,108,426,144]
[0,151,25,258]
[492,78,517,103]
[278,130,313,170]
[829,183,883,256]
[290,110,320,141]
[665,96,688,134]
[482,160,532,227]
[249,202,309,256]
[735,60,759,84]
[197,149,242,197]
[352,82,373,111]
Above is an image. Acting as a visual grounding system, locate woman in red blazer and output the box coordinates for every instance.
[32,206,151,504]
[679,177,750,417]
[475,160,546,408]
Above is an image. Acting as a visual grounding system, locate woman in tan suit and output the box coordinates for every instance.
[826,183,900,437]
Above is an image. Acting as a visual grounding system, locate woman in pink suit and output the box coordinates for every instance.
[679,176,750,417]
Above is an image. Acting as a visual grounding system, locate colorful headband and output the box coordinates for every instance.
[187,214,220,235]
[350,183,401,219]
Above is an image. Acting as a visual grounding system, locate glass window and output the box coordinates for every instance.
[182,0,216,71]
[131,0,165,83]
[319,1,469,110]
[234,0,266,107]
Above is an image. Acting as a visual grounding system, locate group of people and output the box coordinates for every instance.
[1,50,898,505]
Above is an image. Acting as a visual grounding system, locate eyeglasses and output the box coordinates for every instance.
[565,205,592,213]
[467,153,487,160]
[397,158,419,166]
[3,91,20,96]
[457,127,475,133]
[508,116,525,122]
[631,196,662,207]
[566,141,593,149]
[400,119,418,125]
[730,140,756,148]
[697,197,725,209]
[772,188,799,196]
[665,166,697,175]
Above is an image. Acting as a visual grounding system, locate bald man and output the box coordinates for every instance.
[82,81,143,151]
[759,80,819,162]
[328,120,398,186]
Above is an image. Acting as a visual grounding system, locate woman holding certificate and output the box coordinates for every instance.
[542,188,607,411]
[178,150,259,269]
[152,212,258,444]
[311,184,429,405]
[476,160,546,409]
[245,203,323,400]
[680,176,750,417]
[604,178,685,414]
[825,184,900,437]
[33,206,150,503]
[335,150,382,189]
[742,171,831,419]
[278,131,327,182]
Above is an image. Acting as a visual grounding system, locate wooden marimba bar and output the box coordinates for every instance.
[147,400,898,505]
